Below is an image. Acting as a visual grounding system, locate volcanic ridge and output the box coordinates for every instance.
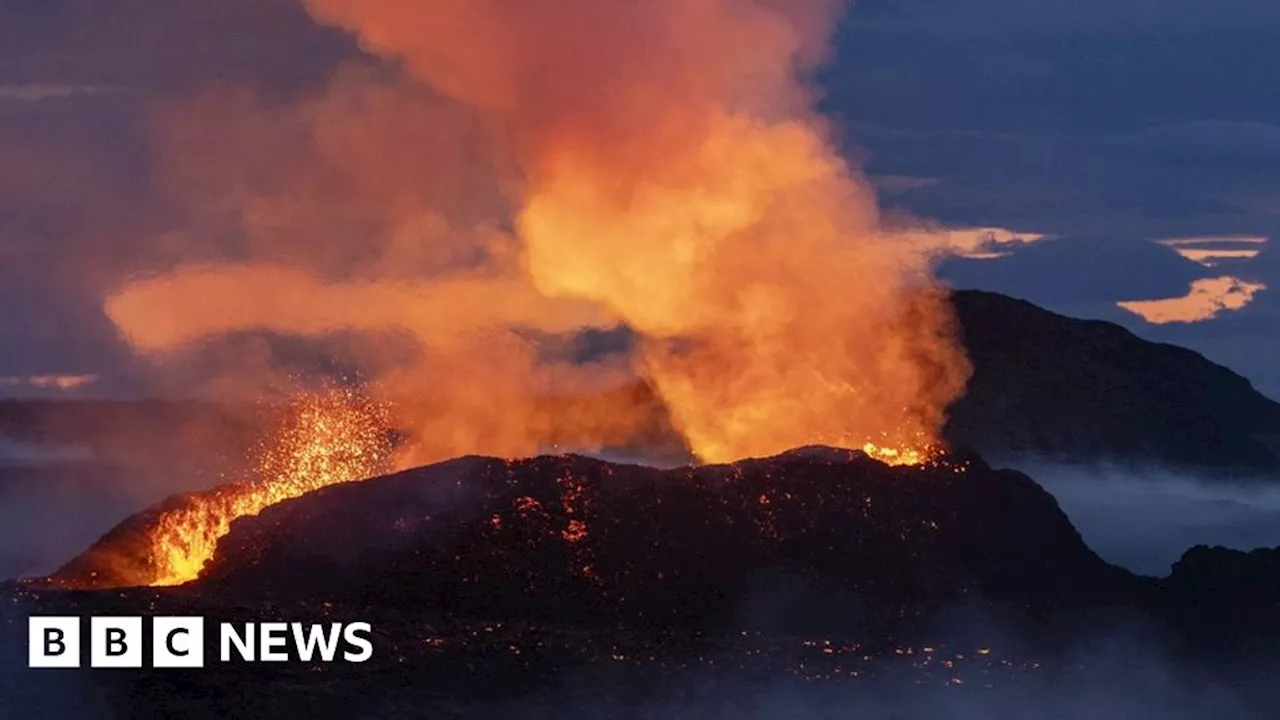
[9,447,1280,718]
[49,449,1134,623]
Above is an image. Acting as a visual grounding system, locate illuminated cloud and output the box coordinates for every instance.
[1117,277,1267,324]
[1159,235,1268,267]
[0,374,99,391]
[946,227,1048,259]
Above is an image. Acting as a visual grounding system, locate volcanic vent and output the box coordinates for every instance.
[48,388,396,589]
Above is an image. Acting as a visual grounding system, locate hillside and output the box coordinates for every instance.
[945,290,1280,471]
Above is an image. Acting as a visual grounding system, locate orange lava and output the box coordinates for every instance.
[861,443,934,467]
[147,389,393,586]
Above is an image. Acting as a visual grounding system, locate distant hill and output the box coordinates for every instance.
[945,290,1280,472]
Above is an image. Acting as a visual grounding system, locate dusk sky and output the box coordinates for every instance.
[3,0,1280,398]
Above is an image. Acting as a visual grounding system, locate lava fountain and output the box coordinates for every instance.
[46,388,395,589]
[149,389,394,586]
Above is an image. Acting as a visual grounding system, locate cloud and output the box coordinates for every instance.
[943,227,1048,259]
[1160,235,1268,267]
[1117,276,1268,324]
[1113,121,1280,165]
[0,374,98,391]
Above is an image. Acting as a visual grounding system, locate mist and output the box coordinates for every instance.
[0,401,274,582]
[1004,458,1280,576]
[0,447,194,582]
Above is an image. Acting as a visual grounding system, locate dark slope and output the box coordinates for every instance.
[41,448,1278,646]
[15,451,1279,718]
[1162,546,1280,650]
[945,290,1280,471]
[193,449,1135,627]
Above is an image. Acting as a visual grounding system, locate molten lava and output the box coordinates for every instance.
[147,389,393,586]
[861,443,933,468]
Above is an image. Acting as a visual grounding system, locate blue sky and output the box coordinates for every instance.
[2,0,1279,398]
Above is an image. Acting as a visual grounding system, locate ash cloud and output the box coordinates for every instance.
[99,0,970,467]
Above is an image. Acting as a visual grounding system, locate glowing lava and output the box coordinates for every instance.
[147,388,393,586]
[861,442,933,467]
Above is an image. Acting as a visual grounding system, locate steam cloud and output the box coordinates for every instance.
[105,0,970,465]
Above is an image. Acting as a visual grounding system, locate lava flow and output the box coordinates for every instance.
[146,389,394,586]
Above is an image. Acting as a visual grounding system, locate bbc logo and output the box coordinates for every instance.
[29,616,204,669]
[29,616,374,667]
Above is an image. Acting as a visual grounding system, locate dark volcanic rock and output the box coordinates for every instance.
[195,449,1137,630]
[15,452,1279,719]
[946,290,1280,472]
[1160,546,1280,652]
[1168,545,1280,600]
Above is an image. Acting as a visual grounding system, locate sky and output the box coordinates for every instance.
[2,0,1279,399]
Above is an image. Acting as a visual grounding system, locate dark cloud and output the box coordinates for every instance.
[0,0,355,94]
[830,0,1280,236]
[1112,121,1280,166]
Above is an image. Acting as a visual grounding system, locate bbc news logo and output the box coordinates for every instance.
[28,617,373,668]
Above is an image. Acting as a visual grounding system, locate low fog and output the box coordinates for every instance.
[999,458,1280,576]
[0,431,241,582]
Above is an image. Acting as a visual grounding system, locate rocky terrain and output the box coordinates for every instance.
[6,448,1279,717]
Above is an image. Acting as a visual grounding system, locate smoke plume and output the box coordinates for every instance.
[105,0,970,465]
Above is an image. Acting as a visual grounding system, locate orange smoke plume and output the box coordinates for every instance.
[105,0,969,465]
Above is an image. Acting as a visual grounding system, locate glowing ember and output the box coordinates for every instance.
[147,388,393,586]
[862,442,933,467]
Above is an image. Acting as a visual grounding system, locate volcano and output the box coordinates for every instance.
[50,448,1135,618]
[12,448,1280,718]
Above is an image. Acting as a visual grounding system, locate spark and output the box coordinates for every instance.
[146,388,393,586]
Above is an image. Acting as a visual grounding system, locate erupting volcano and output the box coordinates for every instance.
[76,0,982,588]
[8,1,1280,718]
